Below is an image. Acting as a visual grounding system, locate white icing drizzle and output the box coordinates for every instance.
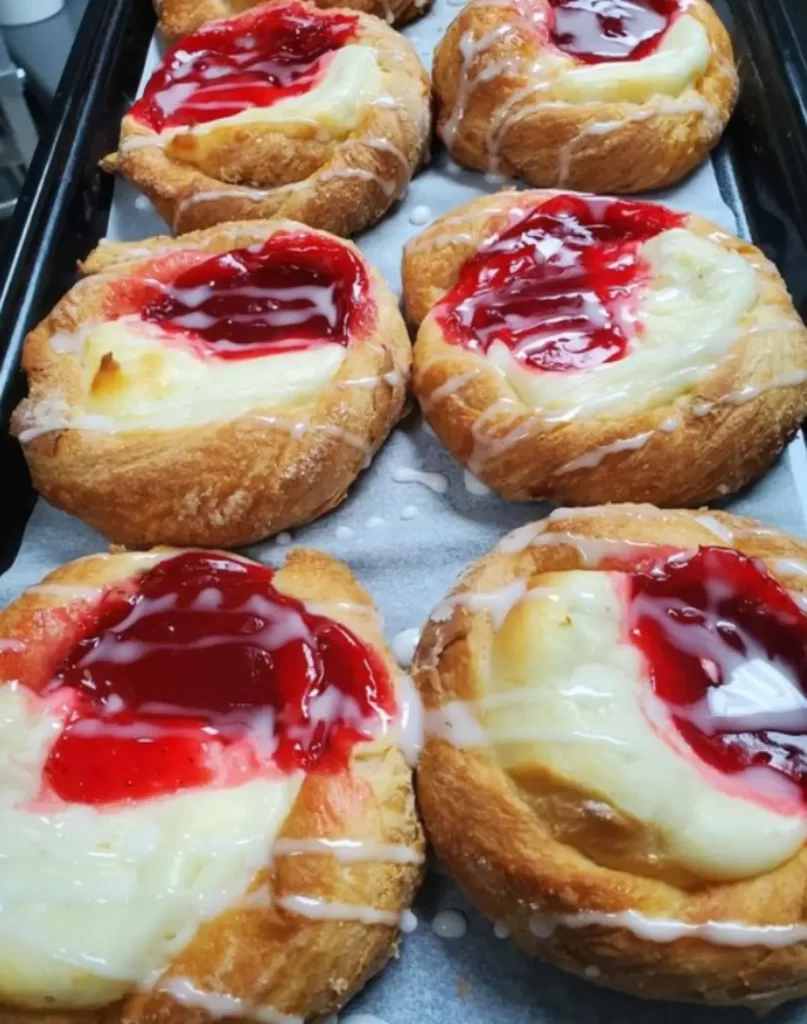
[276,895,403,927]
[341,1015,394,1024]
[443,24,518,148]
[463,469,493,496]
[156,977,302,1024]
[405,202,519,255]
[531,530,667,567]
[695,514,735,544]
[397,673,425,768]
[432,909,468,939]
[468,399,533,474]
[400,909,419,934]
[408,204,433,226]
[25,584,103,600]
[776,559,807,578]
[424,700,488,748]
[391,466,449,494]
[273,838,423,865]
[553,95,720,188]
[392,628,421,669]
[554,430,655,475]
[528,910,807,949]
[789,591,807,614]
[693,369,807,417]
[0,639,26,653]
[304,600,381,624]
[119,134,165,154]
[170,132,409,230]
[430,578,528,630]
[420,367,482,412]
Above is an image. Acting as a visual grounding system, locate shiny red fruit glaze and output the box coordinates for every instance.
[436,194,683,374]
[134,232,372,360]
[41,552,395,805]
[130,2,359,133]
[549,0,681,64]
[630,547,807,801]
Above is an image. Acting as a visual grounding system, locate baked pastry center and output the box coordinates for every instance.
[548,0,681,63]
[485,547,807,883]
[0,552,395,1004]
[82,230,374,428]
[130,1,382,142]
[541,0,712,105]
[432,194,757,418]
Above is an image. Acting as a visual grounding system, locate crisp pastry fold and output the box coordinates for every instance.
[403,189,807,508]
[0,546,423,1024]
[413,504,807,1009]
[109,1,431,237]
[157,0,432,39]
[12,219,411,548]
[432,0,737,193]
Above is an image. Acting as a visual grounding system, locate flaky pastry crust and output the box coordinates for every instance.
[432,0,737,192]
[110,2,431,237]
[156,0,432,39]
[403,190,807,508]
[413,504,807,1009]
[0,546,424,1024]
[12,220,412,548]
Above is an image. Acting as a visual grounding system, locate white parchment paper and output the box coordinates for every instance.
[3,4,807,1022]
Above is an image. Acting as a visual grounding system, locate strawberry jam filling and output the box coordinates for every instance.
[629,546,807,808]
[436,194,683,374]
[35,552,394,806]
[130,2,359,133]
[548,0,681,64]
[106,232,373,361]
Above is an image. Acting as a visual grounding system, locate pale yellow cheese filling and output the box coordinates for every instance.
[484,227,757,420]
[78,321,346,431]
[0,685,299,1008]
[553,15,712,104]
[480,572,806,881]
[162,45,383,141]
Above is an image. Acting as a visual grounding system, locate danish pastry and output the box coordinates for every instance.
[0,545,423,1022]
[157,0,430,39]
[12,220,410,548]
[413,504,807,1009]
[433,0,737,193]
[107,0,430,237]
[404,189,807,508]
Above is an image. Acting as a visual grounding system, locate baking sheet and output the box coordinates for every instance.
[4,3,807,1021]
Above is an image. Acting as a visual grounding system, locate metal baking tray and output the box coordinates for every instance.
[2,1,807,1021]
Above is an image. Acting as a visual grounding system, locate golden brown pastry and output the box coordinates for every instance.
[157,0,431,39]
[433,0,737,192]
[413,504,807,1009]
[108,0,431,237]
[0,545,423,1024]
[404,189,807,508]
[12,220,411,548]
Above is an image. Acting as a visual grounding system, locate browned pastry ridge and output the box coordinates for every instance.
[157,0,432,39]
[11,220,412,548]
[403,189,807,508]
[413,504,807,1010]
[110,1,431,236]
[0,546,424,1024]
[432,0,737,193]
